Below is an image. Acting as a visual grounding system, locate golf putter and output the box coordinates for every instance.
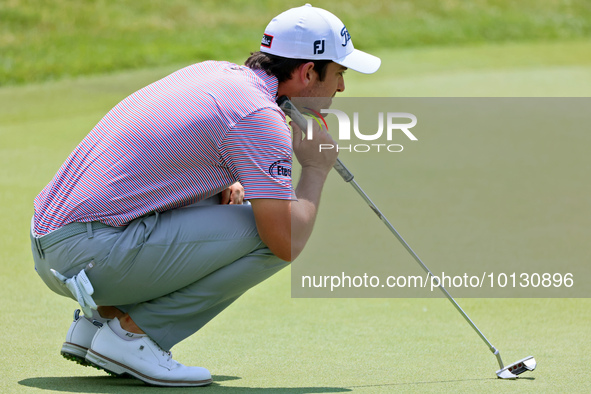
[277,96,536,379]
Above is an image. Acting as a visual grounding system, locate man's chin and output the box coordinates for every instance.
[292,97,333,112]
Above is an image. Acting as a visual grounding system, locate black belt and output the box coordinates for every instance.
[36,221,113,250]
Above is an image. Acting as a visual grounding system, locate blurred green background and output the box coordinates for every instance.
[1,0,590,393]
[1,0,590,85]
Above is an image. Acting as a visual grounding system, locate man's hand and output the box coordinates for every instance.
[291,120,338,174]
[220,182,244,204]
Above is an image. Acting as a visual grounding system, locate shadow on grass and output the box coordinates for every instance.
[18,375,351,393]
[347,376,535,389]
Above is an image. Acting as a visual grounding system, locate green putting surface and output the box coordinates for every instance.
[1,41,590,392]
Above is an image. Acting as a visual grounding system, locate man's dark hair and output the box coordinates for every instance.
[245,51,332,83]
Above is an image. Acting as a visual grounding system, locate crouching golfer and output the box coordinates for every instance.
[30,4,380,386]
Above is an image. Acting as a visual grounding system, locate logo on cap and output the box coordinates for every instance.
[261,34,273,48]
[341,26,351,47]
[313,40,325,55]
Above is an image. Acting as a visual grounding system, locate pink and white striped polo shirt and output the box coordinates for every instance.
[33,61,293,236]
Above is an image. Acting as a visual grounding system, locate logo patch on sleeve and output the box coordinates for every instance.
[261,34,273,48]
[269,160,292,180]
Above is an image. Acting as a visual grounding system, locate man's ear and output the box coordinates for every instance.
[298,62,316,87]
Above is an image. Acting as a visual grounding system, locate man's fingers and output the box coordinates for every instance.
[290,117,338,173]
[229,189,244,204]
[220,188,231,204]
[291,121,303,146]
[221,182,244,205]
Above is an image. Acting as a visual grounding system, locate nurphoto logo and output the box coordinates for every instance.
[304,108,418,153]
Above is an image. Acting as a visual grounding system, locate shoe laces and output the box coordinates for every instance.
[150,338,172,362]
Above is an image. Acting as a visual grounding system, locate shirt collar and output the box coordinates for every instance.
[251,68,279,99]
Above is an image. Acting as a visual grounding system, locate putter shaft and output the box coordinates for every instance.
[278,96,505,370]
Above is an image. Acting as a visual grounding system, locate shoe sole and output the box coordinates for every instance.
[61,342,91,367]
[86,349,213,387]
[62,342,131,378]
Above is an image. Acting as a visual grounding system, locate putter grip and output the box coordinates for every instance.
[277,96,354,183]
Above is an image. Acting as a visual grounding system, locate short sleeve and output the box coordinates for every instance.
[220,107,294,200]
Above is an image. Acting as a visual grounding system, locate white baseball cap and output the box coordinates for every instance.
[260,4,381,74]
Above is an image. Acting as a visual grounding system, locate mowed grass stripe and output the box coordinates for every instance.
[1,42,590,392]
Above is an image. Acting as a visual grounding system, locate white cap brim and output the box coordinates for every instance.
[335,48,381,74]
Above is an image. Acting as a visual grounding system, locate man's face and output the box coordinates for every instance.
[296,62,346,109]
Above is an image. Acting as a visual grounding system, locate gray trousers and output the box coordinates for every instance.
[31,203,289,351]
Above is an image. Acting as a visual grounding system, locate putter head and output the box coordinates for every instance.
[496,356,536,379]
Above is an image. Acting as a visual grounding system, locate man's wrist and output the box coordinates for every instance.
[300,165,331,179]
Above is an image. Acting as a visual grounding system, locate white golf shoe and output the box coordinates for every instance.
[61,309,127,377]
[61,309,101,367]
[85,319,212,387]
